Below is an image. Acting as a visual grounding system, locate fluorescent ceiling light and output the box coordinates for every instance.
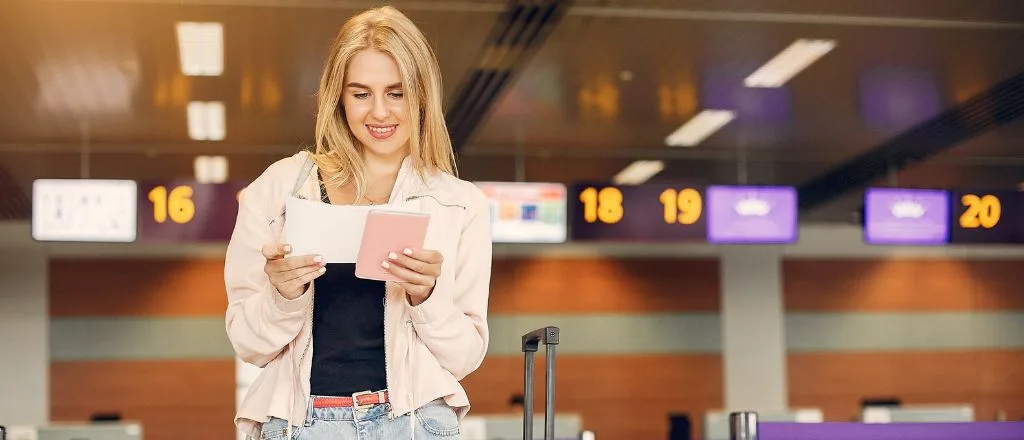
[194,155,229,184]
[744,39,836,88]
[613,160,664,185]
[665,110,735,147]
[176,22,224,76]
[187,101,226,141]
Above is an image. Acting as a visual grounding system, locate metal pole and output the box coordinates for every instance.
[887,161,898,187]
[79,120,90,179]
[523,350,534,439]
[729,412,758,440]
[545,343,556,440]
[515,125,525,182]
[737,135,748,185]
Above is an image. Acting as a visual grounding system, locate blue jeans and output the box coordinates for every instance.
[259,397,461,440]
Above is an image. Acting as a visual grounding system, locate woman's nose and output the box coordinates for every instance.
[371,96,389,120]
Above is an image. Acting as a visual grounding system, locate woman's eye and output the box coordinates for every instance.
[353,92,369,99]
[389,91,404,99]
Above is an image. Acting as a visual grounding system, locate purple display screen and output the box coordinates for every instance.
[864,188,950,245]
[706,185,798,244]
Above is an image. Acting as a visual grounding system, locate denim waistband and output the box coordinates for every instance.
[303,394,393,425]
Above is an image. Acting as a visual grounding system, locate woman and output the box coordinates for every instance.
[224,6,492,440]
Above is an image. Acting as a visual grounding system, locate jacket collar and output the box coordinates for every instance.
[389,154,444,202]
[297,152,444,204]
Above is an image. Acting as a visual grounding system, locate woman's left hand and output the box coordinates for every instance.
[383,248,443,305]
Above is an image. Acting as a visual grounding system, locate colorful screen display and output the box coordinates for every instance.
[476,182,567,243]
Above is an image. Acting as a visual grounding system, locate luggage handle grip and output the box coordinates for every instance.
[522,326,559,440]
[522,326,560,352]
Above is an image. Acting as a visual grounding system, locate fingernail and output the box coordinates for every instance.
[381,261,390,269]
[319,267,326,274]
[314,255,323,263]
[403,248,413,256]
[388,252,398,260]
[284,245,292,253]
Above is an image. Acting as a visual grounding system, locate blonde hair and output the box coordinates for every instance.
[310,6,456,197]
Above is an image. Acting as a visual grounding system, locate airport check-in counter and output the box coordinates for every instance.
[704,402,975,439]
[461,413,585,440]
[725,404,1021,440]
[703,409,823,440]
[3,422,143,440]
[859,404,975,423]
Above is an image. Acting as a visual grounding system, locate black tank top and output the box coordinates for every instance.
[308,173,387,396]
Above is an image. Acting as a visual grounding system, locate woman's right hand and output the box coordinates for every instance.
[261,243,326,300]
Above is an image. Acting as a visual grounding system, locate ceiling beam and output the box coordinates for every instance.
[796,70,1024,211]
[0,163,31,221]
[444,0,572,152]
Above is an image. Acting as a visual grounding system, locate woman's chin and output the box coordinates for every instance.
[361,140,410,159]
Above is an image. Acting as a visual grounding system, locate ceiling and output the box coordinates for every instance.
[1,0,1022,222]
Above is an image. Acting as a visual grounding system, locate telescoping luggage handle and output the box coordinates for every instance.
[521,326,560,440]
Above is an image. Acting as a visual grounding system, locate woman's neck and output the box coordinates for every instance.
[362,149,406,182]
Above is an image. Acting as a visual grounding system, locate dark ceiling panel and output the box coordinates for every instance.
[445,0,573,151]
[796,71,1024,210]
[0,0,1022,222]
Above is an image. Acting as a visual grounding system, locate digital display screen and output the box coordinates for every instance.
[568,183,708,242]
[32,179,138,242]
[949,189,1023,244]
[31,177,1022,247]
[864,188,950,245]
[706,185,798,244]
[476,182,567,243]
[136,180,246,242]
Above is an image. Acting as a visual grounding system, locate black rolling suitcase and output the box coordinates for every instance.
[521,326,560,440]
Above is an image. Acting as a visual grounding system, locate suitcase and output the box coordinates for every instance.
[521,326,560,440]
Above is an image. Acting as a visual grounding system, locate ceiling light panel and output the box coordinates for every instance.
[744,39,836,88]
[613,160,665,185]
[177,22,224,76]
[187,101,226,141]
[194,155,229,184]
[665,110,736,147]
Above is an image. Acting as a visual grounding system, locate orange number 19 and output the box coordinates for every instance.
[659,188,702,225]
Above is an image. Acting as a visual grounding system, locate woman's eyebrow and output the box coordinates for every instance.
[345,82,403,89]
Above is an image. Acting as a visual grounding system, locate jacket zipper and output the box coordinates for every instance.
[288,289,315,439]
[383,288,394,419]
[404,194,466,210]
[287,170,315,439]
[396,192,464,421]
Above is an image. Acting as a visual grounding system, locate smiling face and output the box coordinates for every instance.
[342,48,411,160]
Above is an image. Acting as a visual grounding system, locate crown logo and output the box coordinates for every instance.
[890,200,925,219]
[734,196,771,217]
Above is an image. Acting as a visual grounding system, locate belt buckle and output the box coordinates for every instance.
[351,390,375,411]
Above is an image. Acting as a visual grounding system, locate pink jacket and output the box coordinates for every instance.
[223,152,491,438]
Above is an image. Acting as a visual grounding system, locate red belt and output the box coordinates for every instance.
[313,391,389,409]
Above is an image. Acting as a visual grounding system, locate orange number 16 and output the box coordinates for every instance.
[149,185,196,224]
